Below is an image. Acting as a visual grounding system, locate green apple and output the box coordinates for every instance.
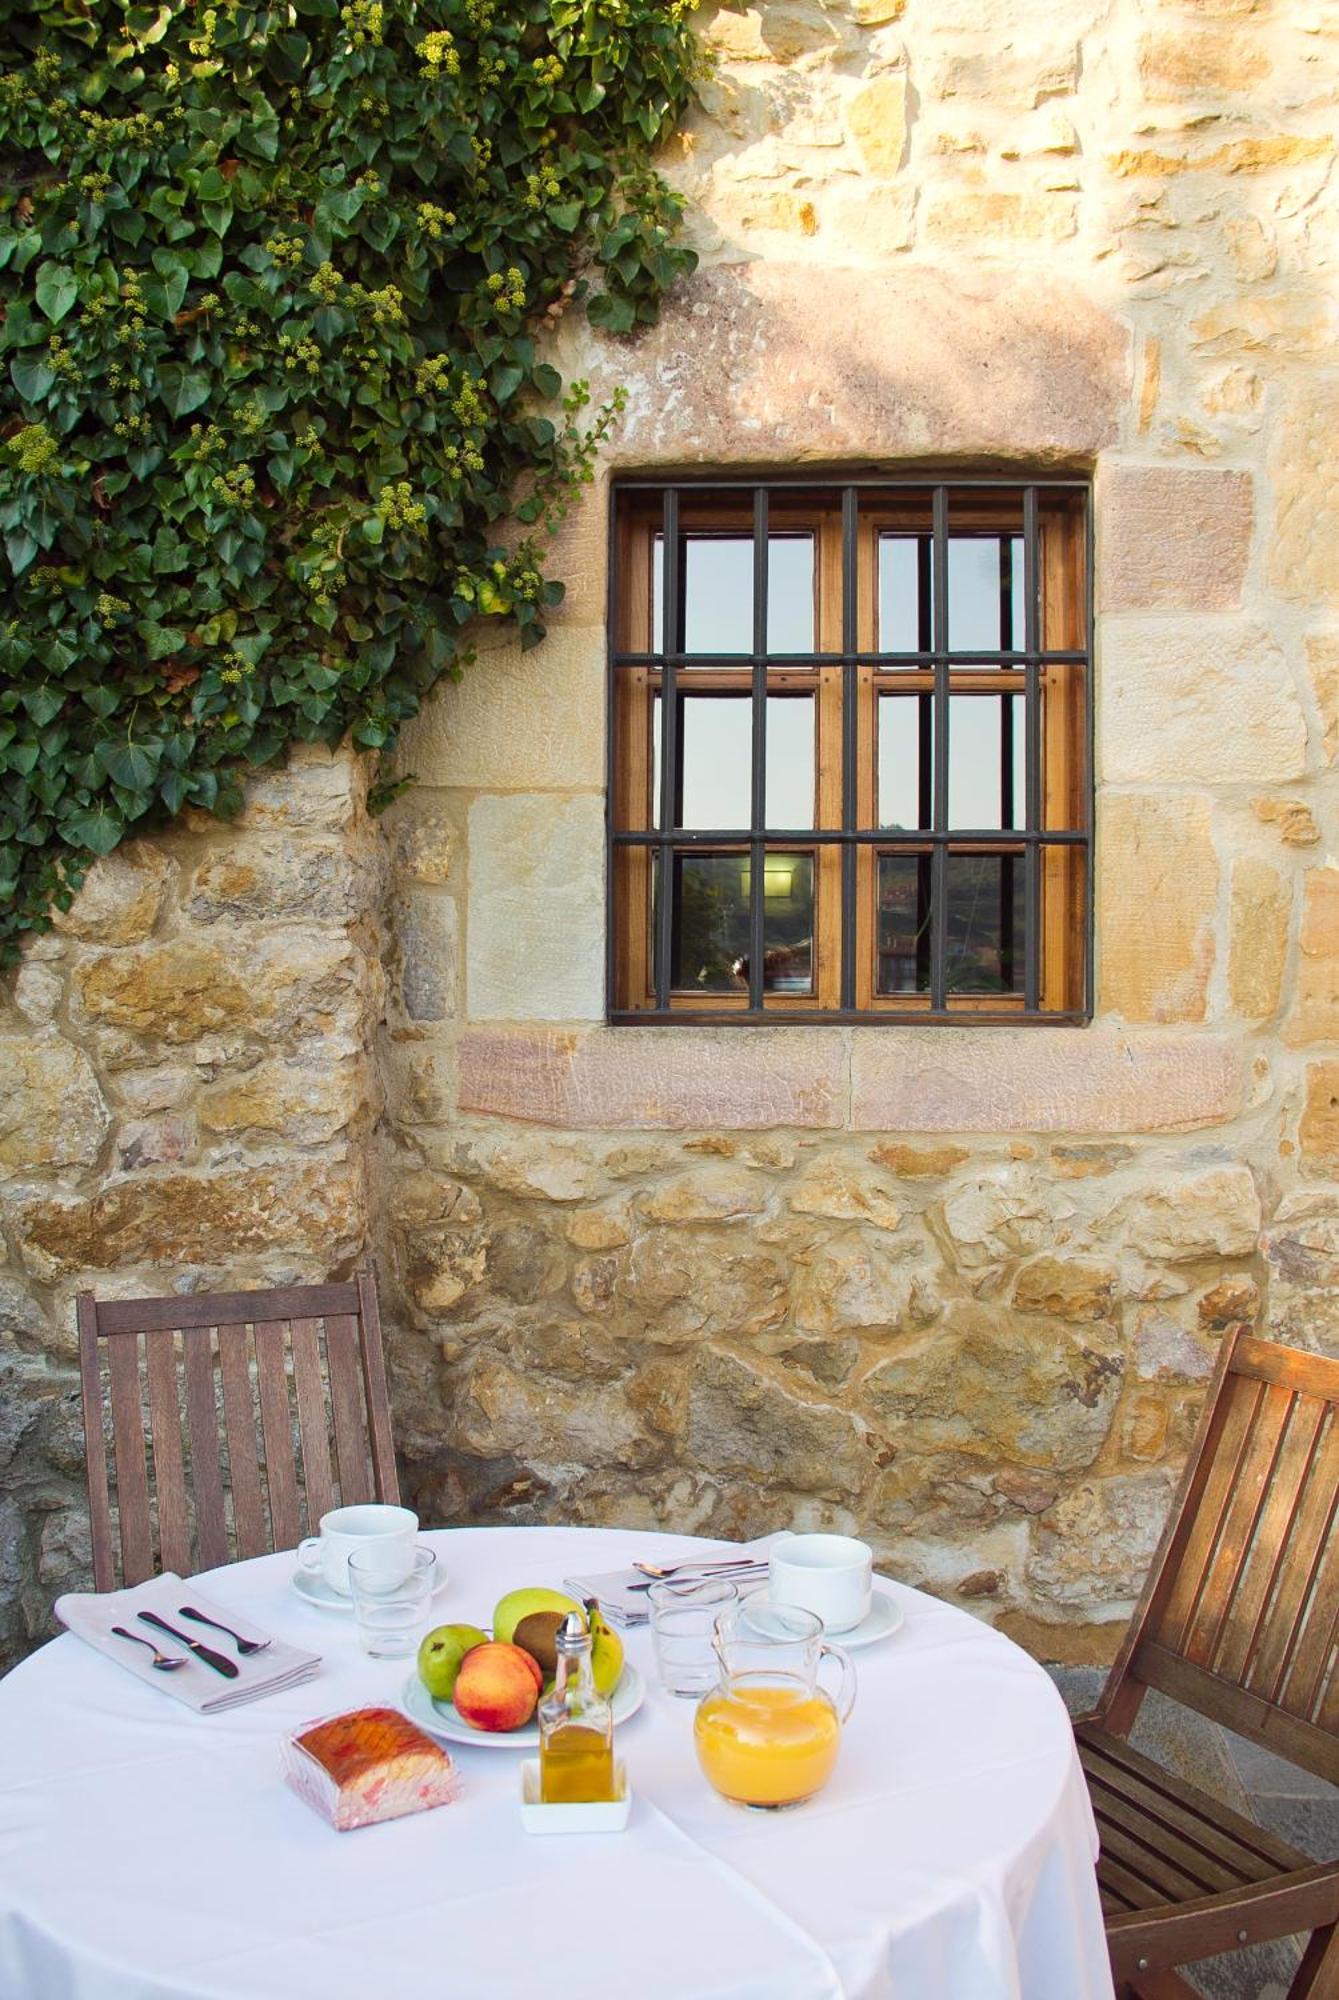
[492,1586,581,1647]
[417,1622,488,1701]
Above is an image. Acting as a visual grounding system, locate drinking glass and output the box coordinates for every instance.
[347,1545,436,1659]
[649,1577,738,1698]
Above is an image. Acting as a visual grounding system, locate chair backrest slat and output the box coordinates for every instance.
[256,1337,303,1552]
[77,1269,398,1591]
[289,1317,337,1526]
[182,1328,229,1571]
[106,1335,154,1587]
[144,1329,191,1577]
[325,1312,373,1507]
[217,1323,267,1558]
[1102,1330,1339,1780]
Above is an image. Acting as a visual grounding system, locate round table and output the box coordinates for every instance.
[0,1526,1114,2000]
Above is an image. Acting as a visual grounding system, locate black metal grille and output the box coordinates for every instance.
[606,476,1093,1026]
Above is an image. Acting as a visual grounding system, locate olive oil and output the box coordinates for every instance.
[538,1612,616,1804]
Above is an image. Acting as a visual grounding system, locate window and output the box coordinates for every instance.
[608,479,1091,1023]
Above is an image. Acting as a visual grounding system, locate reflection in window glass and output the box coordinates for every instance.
[878,694,930,830]
[661,852,814,992]
[945,854,1025,993]
[652,533,815,654]
[947,694,1025,830]
[878,536,925,653]
[947,536,1023,652]
[766,696,815,827]
[877,855,932,993]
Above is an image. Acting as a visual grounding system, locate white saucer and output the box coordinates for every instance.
[290,1557,449,1615]
[401,1663,645,1750]
[823,1588,904,1649]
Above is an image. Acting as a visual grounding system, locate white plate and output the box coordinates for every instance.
[401,1663,645,1749]
[290,1557,449,1616]
[823,1588,904,1649]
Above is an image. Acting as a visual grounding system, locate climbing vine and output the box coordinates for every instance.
[0,0,701,961]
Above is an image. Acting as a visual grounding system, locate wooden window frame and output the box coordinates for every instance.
[607,478,1092,1026]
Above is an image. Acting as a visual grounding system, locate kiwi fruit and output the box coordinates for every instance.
[512,1608,567,1677]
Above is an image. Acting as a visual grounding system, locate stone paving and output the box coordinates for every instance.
[1049,1668,1338,1999]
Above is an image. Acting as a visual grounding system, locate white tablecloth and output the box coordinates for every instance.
[0,1526,1114,2000]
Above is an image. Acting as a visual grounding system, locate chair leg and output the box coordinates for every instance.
[1126,1970,1200,1999]
[1292,1924,1339,2000]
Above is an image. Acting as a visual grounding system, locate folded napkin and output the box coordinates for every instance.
[566,1538,782,1627]
[55,1571,320,1714]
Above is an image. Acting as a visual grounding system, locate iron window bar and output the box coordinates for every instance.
[607,476,1092,1025]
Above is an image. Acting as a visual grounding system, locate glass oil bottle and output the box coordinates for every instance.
[538,1611,615,1804]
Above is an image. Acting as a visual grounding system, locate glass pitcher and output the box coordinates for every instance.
[693,1600,857,1810]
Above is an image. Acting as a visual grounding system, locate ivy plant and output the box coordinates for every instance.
[0,0,700,963]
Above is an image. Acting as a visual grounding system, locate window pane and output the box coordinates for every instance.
[679,694,752,830]
[652,532,816,655]
[945,853,1025,993]
[947,536,1023,652]
[744,851,815,993]
[948,693,1026,830]
[878,693,930,830]
[767,535,815,653]
[876,854,932,994]
[766,695,815,828]
[666,853,750,992]
[878,535,926,653]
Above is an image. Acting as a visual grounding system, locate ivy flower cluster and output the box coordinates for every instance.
[486,267,526,313]
[6,425,60,475]
[418,29,460,75]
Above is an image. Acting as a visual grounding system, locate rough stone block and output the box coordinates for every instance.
[466,794,604,1022]
[395,627,604,792]
[0,1037,109,1174]
[823,184,916,258]
[198,1059,365,1144]
[1269,381,1339,610]
[924,40,1079,109]
[1300,1064,1339,1172]
[846,75,908,174]
[72,932,367,1050]
[1098,794,1218,1023]
[188,842,357,925]
[1100,620,1303,783]
[396,890,457,1023]
[1097,469,1253,613]
[1012,1255,1116,1321]
[1027,1471,1177,1607]
[850,1029,1240,1133]
[787,1158,902,1230]
[4,1161,365,1280]
[50,842,175,946]
[687,1346,871,1493]
[1253,796,1320,847]
[1228,858,1289,1019]
[1125,1165,1261,1260]
[1138,26,1270,97]
[458,1026,847,1129]
[1191,293,1330,358]
[1306,631,1339,764]
[862,1306,1124,1473]
[1287,869,1339,1045]
[232,744,362,831]
[923,193,1077,246]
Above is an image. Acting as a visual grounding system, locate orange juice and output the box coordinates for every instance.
[694,1682,841,1808]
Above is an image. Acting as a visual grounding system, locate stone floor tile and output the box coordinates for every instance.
[1045,1664,1106,1716]
[1251,1792,1339,1863]
[1126,1692,1254,1816]
[1222,1726,1339,1802]
[1184,1939,1300,2000]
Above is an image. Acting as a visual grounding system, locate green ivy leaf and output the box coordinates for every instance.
[61,804,125,855]
[34,261,77,324]
[94,740,161,792]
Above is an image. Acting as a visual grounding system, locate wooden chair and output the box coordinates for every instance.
[78,1270,399,1591]
[1075,1329,1339,1999]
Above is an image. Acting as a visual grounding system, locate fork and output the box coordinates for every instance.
[179,1607,272,1656]
[112,1626,186,1671]
[633,1558,765,1581]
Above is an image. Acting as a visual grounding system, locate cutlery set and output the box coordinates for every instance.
[112,1606,271,1677]
[629,1558,766,1593]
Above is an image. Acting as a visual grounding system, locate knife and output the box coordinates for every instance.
[138,1609,240,1678]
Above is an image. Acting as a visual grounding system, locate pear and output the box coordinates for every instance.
[585,1596,625,1696]
[493,1585,581,1646]
[417,1622,488,1702]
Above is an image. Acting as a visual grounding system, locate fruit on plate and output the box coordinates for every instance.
[453,1641,541,1732]
[512,1609,567,1678]
[492,1586,581,1647]
[586,1598,625,1697]
[417,1623,488,1702]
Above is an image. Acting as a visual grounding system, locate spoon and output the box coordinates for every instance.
[112,1626,187,1671]
[180,1607,272,1657]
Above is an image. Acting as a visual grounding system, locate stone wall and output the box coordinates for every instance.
[0,749,382,1666]
[4,0,1339,1668]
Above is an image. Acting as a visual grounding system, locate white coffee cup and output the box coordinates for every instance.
[768,1533,873,1634]
[297,1503,418,1596]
